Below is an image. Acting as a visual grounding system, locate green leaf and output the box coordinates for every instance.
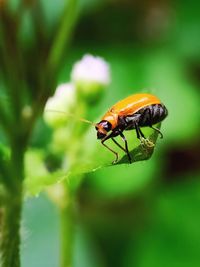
[24,124,162,197]
[73,123,161,169]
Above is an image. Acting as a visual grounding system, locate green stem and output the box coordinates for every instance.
[0,157,10,189]
[59,191,75,267]
[0,11,24,118]
[0,142,25,267]
[0,102,11,135]
[0,185,23,267]
[48,0,78,72]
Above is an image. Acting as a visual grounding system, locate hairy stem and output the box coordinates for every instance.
[0,141,25,267]
[0,187,23,267]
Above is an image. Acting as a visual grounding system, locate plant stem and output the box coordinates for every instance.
[0,185,23,267]
[59,191,75,267]
[0,141,25,266]
[48,0,78,72]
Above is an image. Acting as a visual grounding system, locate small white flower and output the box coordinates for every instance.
[71,54,111,86]
[54,83,74,99]
[44,83,76,128]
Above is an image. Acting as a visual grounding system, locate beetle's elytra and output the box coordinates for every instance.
[95,93,168,164]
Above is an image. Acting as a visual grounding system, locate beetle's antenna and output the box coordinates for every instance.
[45,109,96,126]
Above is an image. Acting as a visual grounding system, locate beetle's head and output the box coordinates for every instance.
[95,120,112,139]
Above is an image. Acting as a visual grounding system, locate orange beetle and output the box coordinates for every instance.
[95,93,168,163]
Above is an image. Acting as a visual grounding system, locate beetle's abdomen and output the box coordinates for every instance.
[123,104,168,130]
[137,104,168,126]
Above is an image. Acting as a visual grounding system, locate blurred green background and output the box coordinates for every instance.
[21,0,200,266]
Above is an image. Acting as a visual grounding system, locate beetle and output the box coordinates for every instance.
[95,93,168,164]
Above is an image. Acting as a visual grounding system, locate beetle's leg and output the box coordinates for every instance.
[101,141,118,164]
[101,134,119,164]
[111,136,132,163]
[150,125,163,139]
[102,131,131,164]
[111,138,126,153]
[134,122,141,139]
[138,127,145,138]
[134,122,145,139]
[134,122,154,147]
[118,132,132,163]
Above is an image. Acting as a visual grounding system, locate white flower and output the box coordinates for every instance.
[54,83,74,99]
[71,54,111,86]
[43,83,76,128]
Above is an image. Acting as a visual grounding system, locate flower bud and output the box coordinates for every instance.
[44,83,75,128]
[51,127,70,153]
[71,54,111,103]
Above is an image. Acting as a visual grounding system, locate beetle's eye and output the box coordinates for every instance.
[96,120,111,132]
[102,121,112,132]
[103,124,109,131]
